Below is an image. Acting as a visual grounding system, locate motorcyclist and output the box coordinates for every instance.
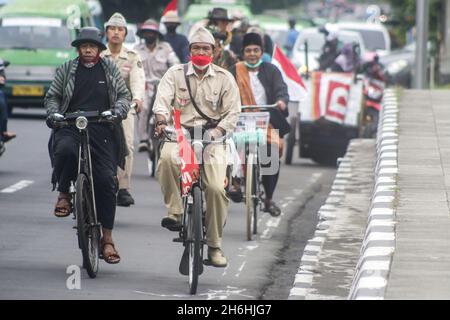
[318,26,340,71]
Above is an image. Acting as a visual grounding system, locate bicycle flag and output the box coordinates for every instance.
[272,45,308,103]
[173,109,200,195]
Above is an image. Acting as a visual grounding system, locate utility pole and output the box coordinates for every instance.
[415,0,429,89]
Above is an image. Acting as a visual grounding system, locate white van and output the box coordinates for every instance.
[332,22,391,56]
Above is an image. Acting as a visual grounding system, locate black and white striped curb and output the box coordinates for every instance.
[287,146,355,300]
[348,89,398,300]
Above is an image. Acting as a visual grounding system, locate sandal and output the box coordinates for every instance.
[264,201,281,217]
[54,194,72,218]
[100,240,121,264]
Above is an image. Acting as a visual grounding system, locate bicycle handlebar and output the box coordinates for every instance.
[161,126,229,145]
[241,104,278,111]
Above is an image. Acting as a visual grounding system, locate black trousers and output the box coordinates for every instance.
[0,89,8,137]
[260,143,280,201]
[52,124,118,230]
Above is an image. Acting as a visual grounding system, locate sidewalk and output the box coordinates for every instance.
[385,90,450,299]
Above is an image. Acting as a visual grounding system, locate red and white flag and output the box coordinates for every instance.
[173,109,199,195]
[272,45,308,103]
[162,0,177,16]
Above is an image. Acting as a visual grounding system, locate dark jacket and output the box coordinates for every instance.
[230,61,290,136]
[45,57,131,169]
[165,33,190,63]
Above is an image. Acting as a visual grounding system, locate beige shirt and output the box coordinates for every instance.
[102,45,146,104]
[134,41,179,94]
[153,62,241,133]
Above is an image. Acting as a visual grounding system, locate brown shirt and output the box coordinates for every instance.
[153,62,241,133]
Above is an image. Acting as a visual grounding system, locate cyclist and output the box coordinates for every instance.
[229,32,290,217]
[153,27,240,267]
[44,27,131,264]
[134,19,179,152]
[162,11,190,63]
[0,58,16,144]
[208,26,238,70]
[102,13,146,207]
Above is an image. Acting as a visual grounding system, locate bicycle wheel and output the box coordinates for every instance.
[252,161,259,235]
[75,173,99,279]
[187,185,203,294]
[285,116,298,165]
[245,153,255,241]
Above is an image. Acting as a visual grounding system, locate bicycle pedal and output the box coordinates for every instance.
[172,237,183,243]
[203,259,212,266]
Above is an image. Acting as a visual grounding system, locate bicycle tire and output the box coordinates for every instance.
[188,185,203,294]
[245,153,255,241]
[252,162,259,235]
[285,116,298,165]
[75,173,99,279]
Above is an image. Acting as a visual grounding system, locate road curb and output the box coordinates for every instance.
[287,140,367,300]
[348,89,398,300]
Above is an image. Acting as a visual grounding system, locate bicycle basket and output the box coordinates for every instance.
[233,112,270,146]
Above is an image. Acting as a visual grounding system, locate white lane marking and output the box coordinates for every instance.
[134,291,191,298]
[1,180,34,193]
[235,261,246,277]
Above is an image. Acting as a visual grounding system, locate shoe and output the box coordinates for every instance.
[264,201,281,217]
[161,215,182,232]
[138,140,149,152]
[2,132,16,143]
[117,189,135,207]
[227,187,243,203]
[207,247,227,268]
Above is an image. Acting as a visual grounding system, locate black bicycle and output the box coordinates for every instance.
[145,79,160,177]
[55,110,118,278]
[161,126,227,294]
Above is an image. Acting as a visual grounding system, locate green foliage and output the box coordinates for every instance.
[389,0,443,46]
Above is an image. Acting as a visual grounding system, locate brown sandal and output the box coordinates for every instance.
[54,194,72,218]
[101,240,121,264]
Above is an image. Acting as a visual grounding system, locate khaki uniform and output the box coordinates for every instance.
[102,46,145,190]
[153,62,241,248]
[135,41,179,142]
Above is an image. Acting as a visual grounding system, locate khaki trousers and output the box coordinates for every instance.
[138,89,152,142]
[117,111,135,190]
[156,142,229,249]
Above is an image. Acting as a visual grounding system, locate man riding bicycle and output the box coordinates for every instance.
[44,27,131,264]
[153,27,240,267]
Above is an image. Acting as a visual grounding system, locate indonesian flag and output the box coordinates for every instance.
[173,109,199,195]
[272,45,308,103]
[162,0,177,16]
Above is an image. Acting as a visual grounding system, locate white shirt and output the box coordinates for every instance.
[249,71,267,106]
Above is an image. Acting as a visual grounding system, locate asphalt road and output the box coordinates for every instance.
[0,110,336,300]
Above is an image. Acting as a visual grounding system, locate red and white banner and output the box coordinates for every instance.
[311,72,353,124]
[272,45,308,103]
[162,0,177,16]
[173,109,199,195]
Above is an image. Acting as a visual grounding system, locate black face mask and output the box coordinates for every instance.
[144,35,157,45]
[166,25,178,33]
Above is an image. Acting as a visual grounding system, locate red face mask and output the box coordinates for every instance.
[191,55,213,68]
